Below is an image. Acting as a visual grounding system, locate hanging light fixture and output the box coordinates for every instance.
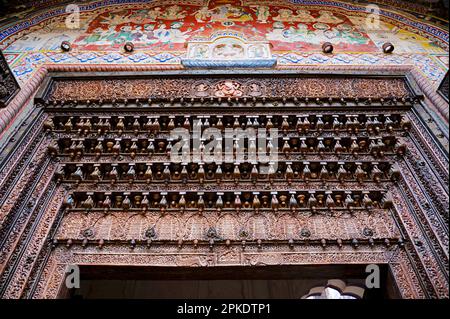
[124,42,134,53]
[61,41,71,52]
[322,42,334,54]
[382,42,395,53]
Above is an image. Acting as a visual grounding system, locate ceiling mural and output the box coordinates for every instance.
[0,0,448,87]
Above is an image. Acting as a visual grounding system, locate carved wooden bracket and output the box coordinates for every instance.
[0,50,20,108]
[437,71,448,102]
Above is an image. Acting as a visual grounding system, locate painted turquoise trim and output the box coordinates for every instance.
[182,59,277,68]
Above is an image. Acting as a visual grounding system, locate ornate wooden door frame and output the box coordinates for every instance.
[0,68,447,299]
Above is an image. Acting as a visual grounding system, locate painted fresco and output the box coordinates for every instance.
[0,0,448,88]
[70,0,378,52]
[2,0,447,55]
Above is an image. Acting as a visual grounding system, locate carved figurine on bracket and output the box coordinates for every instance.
[215,80,243,97]
[192,82,211,97]
[246,81,266,96]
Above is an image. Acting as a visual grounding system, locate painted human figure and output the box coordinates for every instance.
[168,21,191,43]
[153,24,171,43]
[153,22,190,44]
[143,24,158,43]
[82,27,105,44]
[316,10,344,24]
[273,9,298,22]
[194,6,212,22]
[147,7,162,22]
[131,25,144,42]
[129,9,151,24]
[250,5,271,23]
[248,45,266,58]
[191,44,209,58]
[295,9,316,23]
[213,43,244,59]
[266,21,287,41]
[100,9,132,26]
[285,23,312,42]
[114,25,134,44]
[161,5,187,20]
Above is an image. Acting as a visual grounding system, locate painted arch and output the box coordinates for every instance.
[0,0,448,90]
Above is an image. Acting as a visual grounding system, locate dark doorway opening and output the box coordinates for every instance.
[66,264,400,299]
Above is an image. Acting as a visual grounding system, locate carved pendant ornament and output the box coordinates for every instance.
[0,72,447,299]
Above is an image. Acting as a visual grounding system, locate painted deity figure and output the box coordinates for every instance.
[248,44,267,58]
[316,10,344,24]
[213,43,244,59]
[191,44,209,58]
[266,21,287,41]
[295,9,316,23]
[108,25,134,44]
[143,23,157,43]
[153,22,190,44]
[147,7,162,22]
[129,9,152,24]
[273,9,300,22]
[160,5,187,20]
[250,5,271,23]
[210,4,253,22]
[194,6,212,22]
[284,23,314,42]
[228,6,252,21]
[99,9,133,26]
[81,27,105,44]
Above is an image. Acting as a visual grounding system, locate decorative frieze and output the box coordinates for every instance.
[46,76,412,102]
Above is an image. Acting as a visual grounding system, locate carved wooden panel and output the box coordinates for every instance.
[46,76,412,101]
[0,50,20,107]
[0,72,447,299]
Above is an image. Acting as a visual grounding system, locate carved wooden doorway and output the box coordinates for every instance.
[0,70,447,299]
